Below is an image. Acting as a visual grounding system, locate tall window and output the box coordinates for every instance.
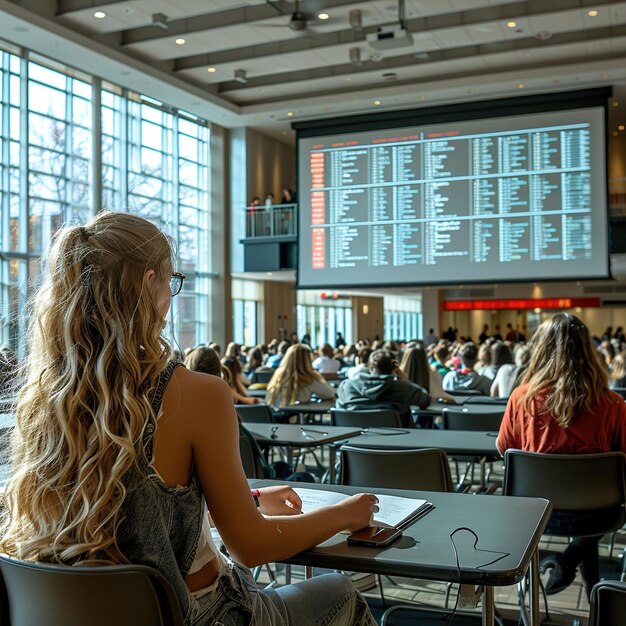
[232,279,262,346]
[383,296,422,342]
[296,291,352,347]
[0,42,213,354]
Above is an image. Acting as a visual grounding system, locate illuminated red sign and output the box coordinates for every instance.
[444,298,601,311]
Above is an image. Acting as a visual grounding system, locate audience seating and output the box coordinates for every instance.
[503,450,626,622]
[589,580,626,626]
[442,408,504,490]
[339,445,454,623]
[612,387,626,401]
[239,436,264,479]
[249,368,275,385]
[339,445,454,492]
[330,408,402,428]
[0,555,185,626]
[235,403,274,423]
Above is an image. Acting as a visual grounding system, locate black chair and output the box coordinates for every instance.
[0,555,185,626]
[239,436,264,479]
[442,407,504,490]
[250,368,275,385]
[447,389,483,397]
[330,408,402,428]
[339,445,455,622]
[339,445,454,492]
[235,403,274,423]
[589,580,626,626]
[503,450,626,621]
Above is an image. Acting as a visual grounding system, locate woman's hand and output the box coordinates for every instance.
[336,493,379,532]
[257,485,303,516]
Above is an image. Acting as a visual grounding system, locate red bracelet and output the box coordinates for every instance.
[251,488,260,507]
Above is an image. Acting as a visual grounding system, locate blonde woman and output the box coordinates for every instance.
[497,313,626,598]
[0,212,377,626]
[266,343,336,408]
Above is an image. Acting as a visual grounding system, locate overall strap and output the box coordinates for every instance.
[142,360,183,462]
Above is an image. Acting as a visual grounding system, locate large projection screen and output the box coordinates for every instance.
[297,106,608,289]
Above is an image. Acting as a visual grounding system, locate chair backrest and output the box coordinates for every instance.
[503,449,626,512]
[331,408,402,428]
[589,580,626,626]
[339,445,454,492]
[235,403,273,423]
[442,408,504,432]
[447,389,482,396]
[250,369,275,385]
[239,436,264,479]
[0,555,185,626]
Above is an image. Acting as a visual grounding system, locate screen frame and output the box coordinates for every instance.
[294,88,612,290]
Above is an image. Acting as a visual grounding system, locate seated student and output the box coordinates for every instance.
[346,347,372,380]
[481,341,514,381]
[222,356,260,405]
[443,343,492,395]
[497,313,626,599]
[610,350,626,389]
[312,343,341,374]
[431,342,451,377]
[266,343,336,408]
[266,339,289,369]
[490,344,530,398]
[185,346,313,483]
[336,350,431,428]
[399,346,456,405]
[0,212,377,626]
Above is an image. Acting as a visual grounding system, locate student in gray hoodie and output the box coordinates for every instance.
[336,350,431,427]
[443,342,491,395]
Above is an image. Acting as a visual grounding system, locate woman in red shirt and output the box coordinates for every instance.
[497,312,626,597]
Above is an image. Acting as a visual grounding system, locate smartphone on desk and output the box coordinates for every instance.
[347,526,402,548]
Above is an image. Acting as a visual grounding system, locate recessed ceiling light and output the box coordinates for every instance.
[94,11,106,19]
[267,272,273,276]
[587,9,598,17]
[613,101,619,107]
[419,95,427,100]
[517,82,525,89]
[613,130,619,136]
[506,21,517,28]
[373,100,381,106]
[282,131,287,135]
[602,73,609,79]
[207,67,217,73]
[318,13,329,20]
[619,125,625,131]
[287,111,294,117]
[175,38,186,45]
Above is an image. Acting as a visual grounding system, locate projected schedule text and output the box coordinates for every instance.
[308,123,592,273]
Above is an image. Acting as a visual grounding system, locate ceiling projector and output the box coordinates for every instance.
[367,26,414,51]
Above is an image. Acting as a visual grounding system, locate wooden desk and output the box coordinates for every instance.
[253,481,551,626]
[243,423,361,481]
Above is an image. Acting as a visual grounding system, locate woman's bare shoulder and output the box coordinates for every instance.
[166,366,233,410]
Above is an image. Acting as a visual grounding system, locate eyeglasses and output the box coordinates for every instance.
[170,272,186,297]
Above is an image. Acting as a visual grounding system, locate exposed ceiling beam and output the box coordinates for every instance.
[57,0,137,14]
[117,0,359,45]
[216,24,626,93]
[170,0,625,73]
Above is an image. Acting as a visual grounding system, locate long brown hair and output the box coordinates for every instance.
[266,343,324,406]
[399,347,430,392]
[520,313,609,428]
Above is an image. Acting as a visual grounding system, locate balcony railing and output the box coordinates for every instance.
[244,203,297,239]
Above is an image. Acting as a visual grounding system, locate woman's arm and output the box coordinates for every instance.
[428,369,456,403]
[308,378,336,400]
[169,369,372,568]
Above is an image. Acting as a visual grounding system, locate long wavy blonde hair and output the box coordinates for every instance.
[266,343,324,406]
[520,313,609,428]
[0,211,173,564]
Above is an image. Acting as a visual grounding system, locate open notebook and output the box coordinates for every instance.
[293,488,433,530]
